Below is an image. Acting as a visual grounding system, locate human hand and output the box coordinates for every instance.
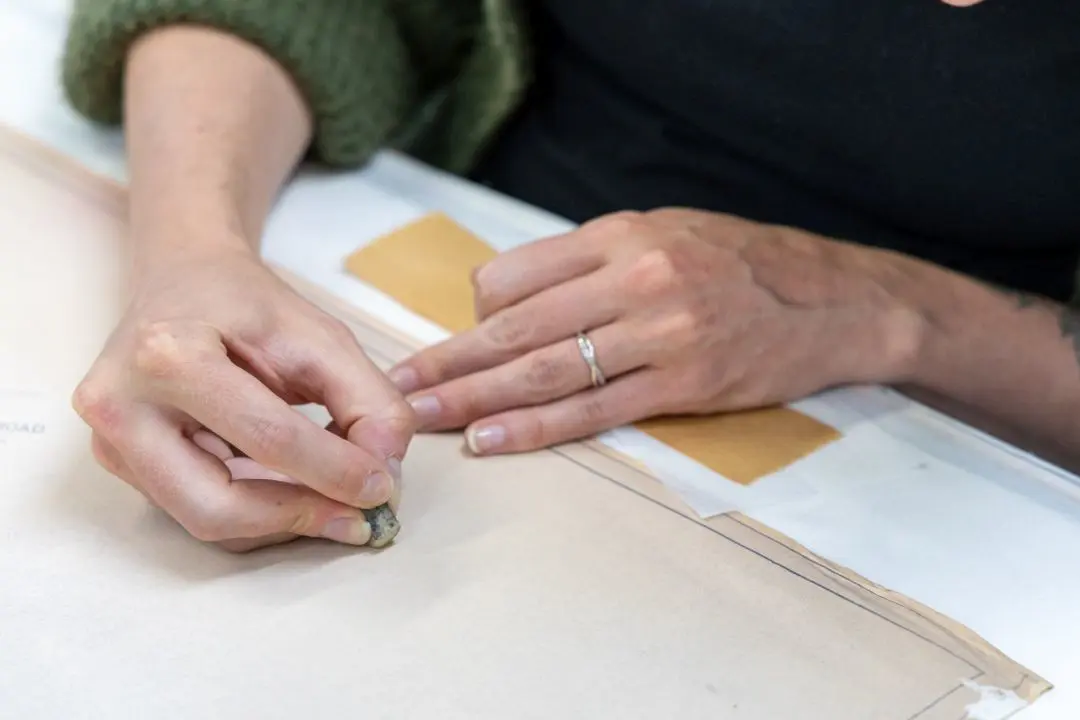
[388,209,926,454]
[73,243,414,552]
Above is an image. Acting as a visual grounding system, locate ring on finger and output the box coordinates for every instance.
[575,331,607,388]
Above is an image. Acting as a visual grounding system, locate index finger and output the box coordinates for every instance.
[471,229,607,320]
[288,321,417,465]
[150,356,394,510]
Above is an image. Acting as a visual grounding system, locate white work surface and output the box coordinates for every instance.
[2,3,1079,718]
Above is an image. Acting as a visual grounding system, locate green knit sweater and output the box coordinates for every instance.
[61,0,532,175]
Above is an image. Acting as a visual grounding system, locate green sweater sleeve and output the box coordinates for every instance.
[60,0,419,166]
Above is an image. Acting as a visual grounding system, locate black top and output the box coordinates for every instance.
[472,0,1080,301]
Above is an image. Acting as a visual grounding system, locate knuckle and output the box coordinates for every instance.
[386,399,419,431]
[378,402,420,445]
[483,310,532,350]
[323,460,372,504]
[662,308,701,342]
[71,379,124,431]
[590,210,644,237]
[182,504,238,544]
[132,321,192,380]
[71,378,106,421]
[578,396,610,426]
[245,415,298,457]
[645,207,684,222]
[286,503,320,536]
[471,261,494,296]
[316,314,355,345]
[523,353,568,391]
[623,248,681,299]
[520,416,553,449]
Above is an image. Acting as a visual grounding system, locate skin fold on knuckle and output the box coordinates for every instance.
[242,414,298,460]
[578,396,611,428]
[523,353,572,395]
[483,309,534,351]
[286,500,322,536]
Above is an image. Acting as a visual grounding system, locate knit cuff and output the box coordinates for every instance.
[61,0,417,166]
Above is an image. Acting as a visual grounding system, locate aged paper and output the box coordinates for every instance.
[345,213,841,485]
[0,125,1049,719]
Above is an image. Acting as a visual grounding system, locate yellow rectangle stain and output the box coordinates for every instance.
[346,213,840,483]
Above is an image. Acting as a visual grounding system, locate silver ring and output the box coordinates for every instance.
[575,332,607,388]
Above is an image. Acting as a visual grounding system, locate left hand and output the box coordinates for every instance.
[387,209,928,455]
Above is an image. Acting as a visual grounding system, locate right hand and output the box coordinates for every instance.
[72,243,415,552]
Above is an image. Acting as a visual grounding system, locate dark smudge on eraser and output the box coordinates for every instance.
[364,503,400,548]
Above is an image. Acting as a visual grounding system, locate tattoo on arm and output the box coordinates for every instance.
[1059,306,1080,364]
[1012,292,1039,309]
[999,285,1080,367]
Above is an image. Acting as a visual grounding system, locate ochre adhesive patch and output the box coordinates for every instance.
[345,212,841,484]
[635,410,840,485]
[345,213,495,333]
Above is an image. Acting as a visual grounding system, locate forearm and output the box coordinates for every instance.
[124,26,312,268]
[899,263,1080,469]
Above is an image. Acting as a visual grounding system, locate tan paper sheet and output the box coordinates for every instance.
[0,126,1050,719]
[345,213,841,485]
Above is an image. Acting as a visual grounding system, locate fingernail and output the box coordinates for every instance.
[321,517,372,546]
[388,366,420,394]
[361,471,393,505]
[466,425,506,455]
[408,395,442,425]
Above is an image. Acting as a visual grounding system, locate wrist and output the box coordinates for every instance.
[131,223,256,284]
[817,243,959,388]
[129,198,256,268]
[884,258,1006,391]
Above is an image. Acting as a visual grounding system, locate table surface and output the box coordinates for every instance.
[2,3,1079,718]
